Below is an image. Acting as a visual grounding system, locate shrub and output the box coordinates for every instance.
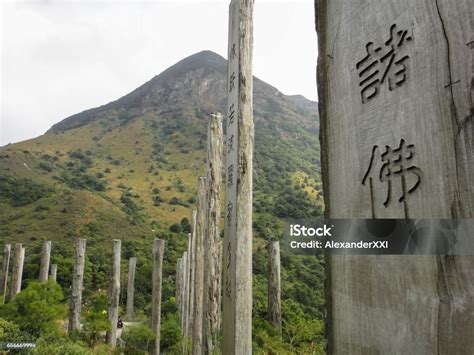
[82,291,110,346]
[160,313,181,351]
[169,223,183,233]
[38,162,53,172]
[180,218,191,233]
[0,176,53,206]
[122,323,156,354]
[0,280,66,337]
[0,318,32,342]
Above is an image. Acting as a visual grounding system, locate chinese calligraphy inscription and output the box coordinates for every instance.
[362,139,423,210]
[357,24,413,104]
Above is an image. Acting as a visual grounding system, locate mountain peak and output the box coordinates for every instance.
[48,50,317,134]
[155,50,227,82]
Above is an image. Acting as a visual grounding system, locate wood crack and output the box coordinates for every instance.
[434,0,462,220]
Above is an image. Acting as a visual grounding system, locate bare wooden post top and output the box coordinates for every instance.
[10,243,24,299]
[50,264,58,282]
[151,238,165,355]
[68,238,86,333]
[39,240,51,282]
[126,257,137,320]
[106,239,121,347]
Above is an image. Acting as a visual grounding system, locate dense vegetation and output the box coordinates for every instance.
[0,233,324,354]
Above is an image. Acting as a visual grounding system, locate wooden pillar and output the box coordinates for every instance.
[39,240,51,282]
[184,233,193,352]
[126,257,137,320]
[181,252,188,336]
[315,0,474,353]
[17,248,25,292]
[267,241,281,329]
[151,238,165,355]
[223,0,254,353]
[188,210,197,340]
[9,243,24,299]
[203,112,223,354]
[1,244,11,304]
[50,264,58,282]
[176,257,183,328]
[69,238,86,333]
[192,177,206,354]
[106,239,121,347]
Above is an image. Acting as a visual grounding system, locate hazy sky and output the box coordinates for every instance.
[0,0,318,146]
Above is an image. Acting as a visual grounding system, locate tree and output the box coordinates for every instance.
[0,280,66,337]
[180,217,191,233]
[82,291,110,346]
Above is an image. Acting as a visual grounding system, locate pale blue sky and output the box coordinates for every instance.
[0,0,318,145]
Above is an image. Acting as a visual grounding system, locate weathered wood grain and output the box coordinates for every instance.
[39,240,51,282]
[106,239,121,347]
[203,113,223,354]
[315,0,473,353]
[192,177,206,355]
[223,0,254,353]
[267,241,281,329]
[50,264,58,282]
[68,238,86,333]
[126,257,137,320]
[0,244,11,303]
[151,238,165,355]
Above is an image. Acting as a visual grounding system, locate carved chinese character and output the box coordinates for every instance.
[362,139,422,207]
[228,104,236,126]
[229,72,236,93]
[356,24,413,104]
[230,43,236,61]
[227,164,234,188]
[227,135,235,154]
[226,202,234,227]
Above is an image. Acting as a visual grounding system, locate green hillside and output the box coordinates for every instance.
[0,51,325,353]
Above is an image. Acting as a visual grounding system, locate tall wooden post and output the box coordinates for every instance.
[10,243,24,299]
[126,257,137,320]
[192,177,207,355]
[69,238,86,333]
[18,248,25,292]
[223,0,254,353]
[176,257,183,327]
[181,252,188,336]
[203,113,223,353]
[185,232,193,352]
[1,244,11,303]
[267,241,281,329]
[188,211,197,339]
[151,238,165,355]
[50,264,58,282]
[315,0,474,353]
[106,239,121,347]
[39,240,51,282]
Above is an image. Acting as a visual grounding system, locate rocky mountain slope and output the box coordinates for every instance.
[0,50,322,244]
